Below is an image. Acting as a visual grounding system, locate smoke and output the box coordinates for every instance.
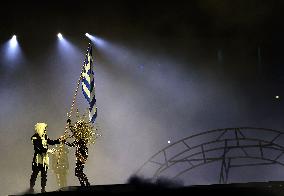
[1,2,283,195]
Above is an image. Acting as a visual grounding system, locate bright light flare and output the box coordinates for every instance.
[57,33,63,40]
[57,32,71,51]
[85,33,106,47]
[56,33,81,66]
[9,35,18,49]
[2,34,23,67]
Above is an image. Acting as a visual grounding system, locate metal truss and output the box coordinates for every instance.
[136,127,284,184]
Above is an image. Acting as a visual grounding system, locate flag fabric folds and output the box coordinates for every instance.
[82,43,97,123]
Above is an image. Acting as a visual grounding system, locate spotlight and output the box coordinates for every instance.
[85,33,105,47]
[56,33,81,64]
[4,34,22,63]
[10,35,18,48]
[168,140,171,144]
[57,33,63,39]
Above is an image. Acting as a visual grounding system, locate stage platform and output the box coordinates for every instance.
[10,181,284,195]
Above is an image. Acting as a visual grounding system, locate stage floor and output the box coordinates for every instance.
[9,181,284,196]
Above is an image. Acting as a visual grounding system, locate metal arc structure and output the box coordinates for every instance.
[136,127,284,184]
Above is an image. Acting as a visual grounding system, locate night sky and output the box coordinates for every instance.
[1,0,284,195]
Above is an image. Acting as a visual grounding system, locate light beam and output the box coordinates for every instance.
[85,33,106,47]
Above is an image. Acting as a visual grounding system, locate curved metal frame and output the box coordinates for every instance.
[136,127,284,184]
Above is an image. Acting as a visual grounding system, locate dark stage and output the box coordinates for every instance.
[2,1,284,196]
[11,181,284,196]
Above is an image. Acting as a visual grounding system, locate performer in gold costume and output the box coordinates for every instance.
[50,143,69,188]
[64,118,97,186]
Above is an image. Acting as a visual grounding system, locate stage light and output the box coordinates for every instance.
[275,96,279,99]
[1,34,23,67]
[8,34,19,52]
[10,35,18,49]
[57,33,63,40]
[168,140,171,144]
[85,33,105,47]
[56,32,81,66]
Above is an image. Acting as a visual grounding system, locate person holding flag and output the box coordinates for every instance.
[65,118,91,186]
[64,43,98,186]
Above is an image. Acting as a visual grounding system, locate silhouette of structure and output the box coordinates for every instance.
[136,127,284,184]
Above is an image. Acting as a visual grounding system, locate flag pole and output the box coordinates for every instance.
[55,43,91,166]
[65,43,92,135]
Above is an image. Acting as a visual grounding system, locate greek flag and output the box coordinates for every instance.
[82,43,97,123]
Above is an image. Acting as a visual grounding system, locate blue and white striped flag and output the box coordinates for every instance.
[82,43,97,123]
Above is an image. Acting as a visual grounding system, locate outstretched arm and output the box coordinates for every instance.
[65,140,77,147]
[47,137,60,145]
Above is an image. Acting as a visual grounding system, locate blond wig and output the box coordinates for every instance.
[35,122,47,137]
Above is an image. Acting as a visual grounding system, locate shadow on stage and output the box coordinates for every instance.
[10,176,284,196]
